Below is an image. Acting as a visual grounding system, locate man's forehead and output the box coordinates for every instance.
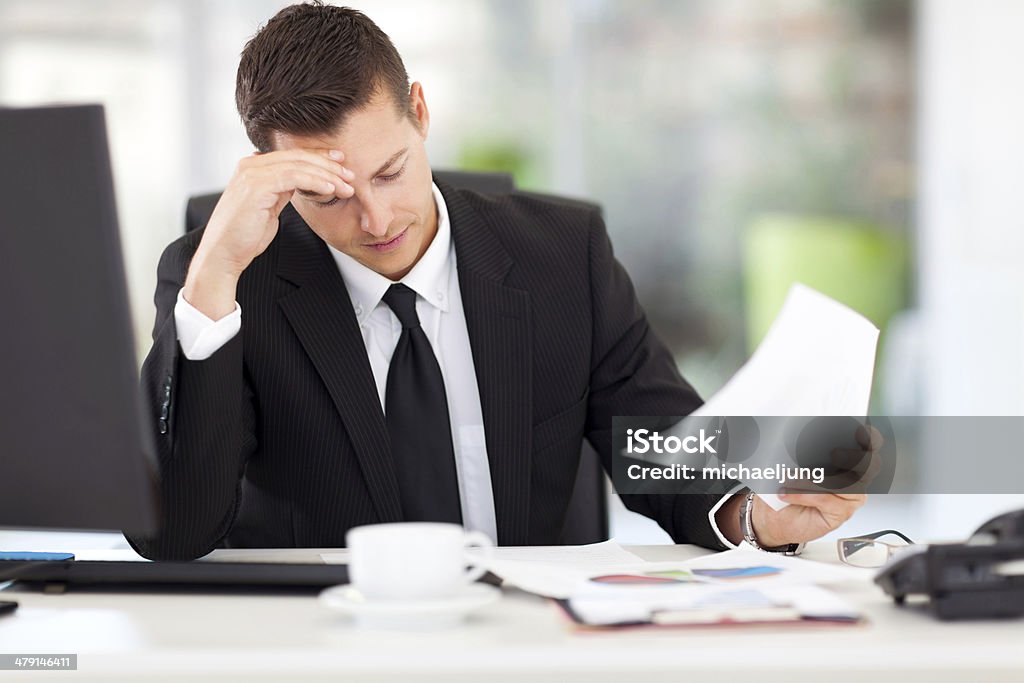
[274,118,409,171]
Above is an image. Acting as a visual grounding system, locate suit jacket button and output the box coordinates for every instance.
[158,417,168,435]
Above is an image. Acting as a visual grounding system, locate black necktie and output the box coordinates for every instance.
[382,283,463,523]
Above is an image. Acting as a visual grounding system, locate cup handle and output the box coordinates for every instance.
[461,530,495,583]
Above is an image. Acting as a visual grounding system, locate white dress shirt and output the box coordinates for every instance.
[174,183,736,548]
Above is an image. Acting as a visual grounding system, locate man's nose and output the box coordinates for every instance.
[357,195,391,238]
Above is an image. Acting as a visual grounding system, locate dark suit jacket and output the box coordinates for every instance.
[126,179,731,560]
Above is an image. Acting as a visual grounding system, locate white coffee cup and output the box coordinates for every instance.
[346,522,494,600]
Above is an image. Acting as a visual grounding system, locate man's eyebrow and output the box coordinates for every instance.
[374,147,409,176]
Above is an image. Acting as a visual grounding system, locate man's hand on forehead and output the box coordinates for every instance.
[183,146,360,321]
[248,147,356,202]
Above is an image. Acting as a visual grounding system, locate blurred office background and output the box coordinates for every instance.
[2,0,1021,545]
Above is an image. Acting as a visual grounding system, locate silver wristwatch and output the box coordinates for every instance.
[739,490,804,556]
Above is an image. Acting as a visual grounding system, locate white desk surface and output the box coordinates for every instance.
[1,541,1022,682]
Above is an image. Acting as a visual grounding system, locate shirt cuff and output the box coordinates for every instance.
[174,288,241,361]
[707,483,748,550]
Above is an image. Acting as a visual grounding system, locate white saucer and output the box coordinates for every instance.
[319,583,502,629]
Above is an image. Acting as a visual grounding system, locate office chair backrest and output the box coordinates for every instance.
[183,169,609,544]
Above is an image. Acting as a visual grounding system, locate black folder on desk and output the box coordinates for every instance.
[0,559,349,592]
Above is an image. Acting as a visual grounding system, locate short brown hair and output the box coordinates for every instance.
[236,2,412,152]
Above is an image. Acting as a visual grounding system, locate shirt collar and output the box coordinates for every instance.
[328,182,452,326]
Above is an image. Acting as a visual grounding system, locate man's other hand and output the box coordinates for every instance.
[752,424,881,546]
[751,490,867,547]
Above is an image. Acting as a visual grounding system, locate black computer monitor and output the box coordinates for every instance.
[0,104,158,535]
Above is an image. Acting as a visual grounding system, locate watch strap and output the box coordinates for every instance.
[739,490,804,556]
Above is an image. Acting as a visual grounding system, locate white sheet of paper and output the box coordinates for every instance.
[690,284,879,509]
[693,284,879,417]
[468,540,646,599]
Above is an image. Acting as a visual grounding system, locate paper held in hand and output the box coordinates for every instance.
[689,283,880,509]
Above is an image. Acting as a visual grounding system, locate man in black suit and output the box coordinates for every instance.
[127,2,865,561]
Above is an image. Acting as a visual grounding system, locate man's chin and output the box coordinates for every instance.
[363,252,415,281]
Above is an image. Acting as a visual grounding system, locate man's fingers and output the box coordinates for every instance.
[280,160,355,198]
[830,447,867,470]
[779,490,866,506]
[270,172,331,199]
[250,147,352,176]
[777,470,870,494]
[751,489,868,545]
[244,148,356,183]
[775,477,824,494]
[777,491,865,530]
[274,159,354,189]
[262,165,354,199]
[830,446,882,482]
[827,433,883,494]
[855,424,884,451]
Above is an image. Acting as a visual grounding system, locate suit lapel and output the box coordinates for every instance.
[274,205,403,524]
[441,181,533,546]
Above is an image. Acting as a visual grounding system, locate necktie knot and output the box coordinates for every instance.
[382,283,420,329]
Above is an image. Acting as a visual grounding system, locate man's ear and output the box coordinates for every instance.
[409,81,430,139]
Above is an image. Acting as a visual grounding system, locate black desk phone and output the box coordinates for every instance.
[874,508,1024,620]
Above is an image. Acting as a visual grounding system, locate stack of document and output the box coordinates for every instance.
[563,549,865,628]
[565,581,859,628]
[479,542,868,629]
